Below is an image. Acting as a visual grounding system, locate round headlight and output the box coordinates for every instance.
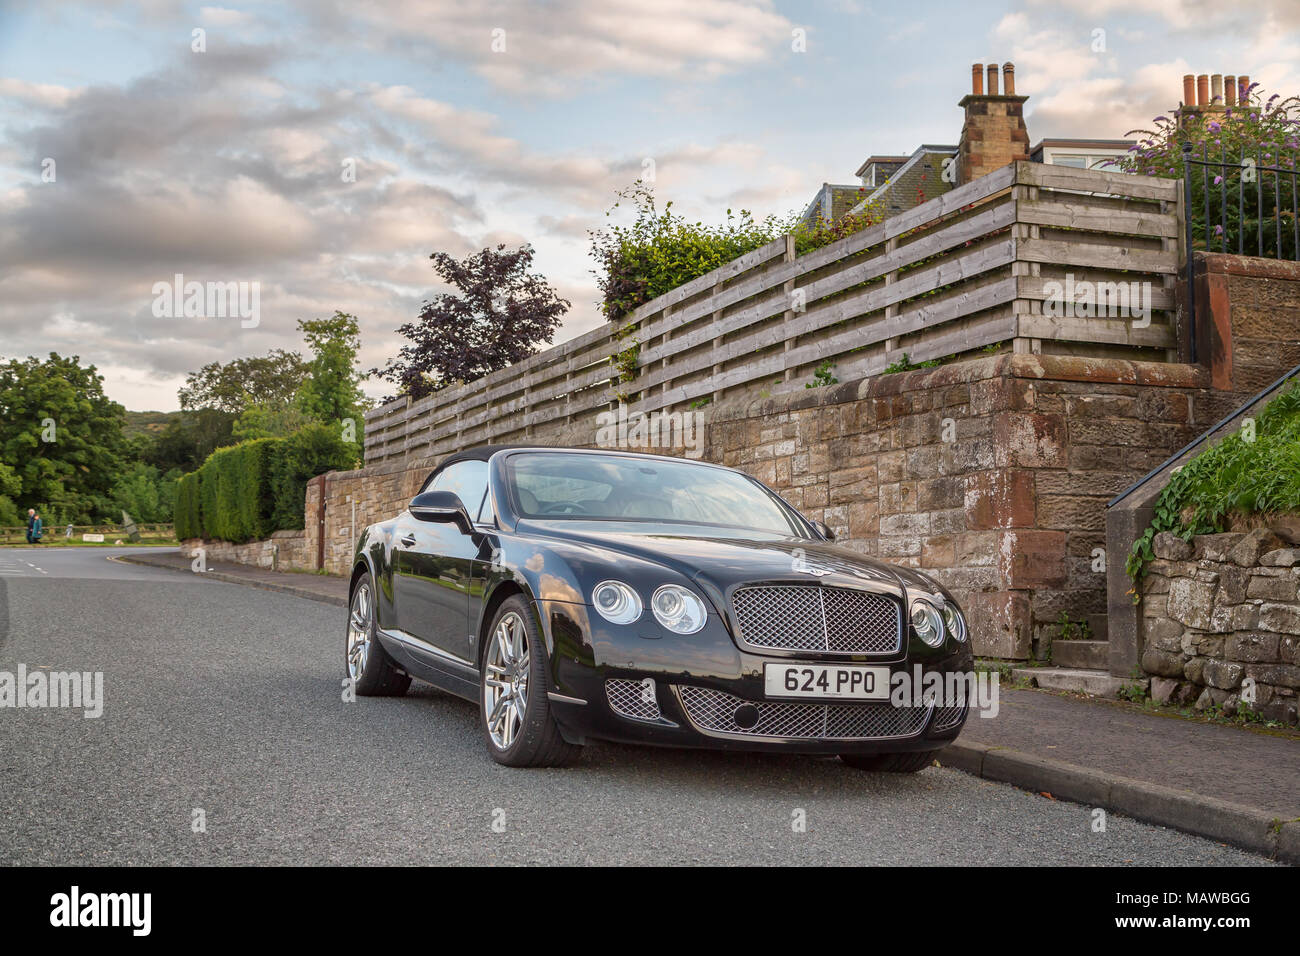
[592,580,642,625]
[651,584,707,634]
[942,603,966,643]
[910,600,944,647]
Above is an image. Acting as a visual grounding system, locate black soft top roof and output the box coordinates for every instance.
[434,444,531,467]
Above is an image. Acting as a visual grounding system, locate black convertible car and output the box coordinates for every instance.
[346,445,972,768]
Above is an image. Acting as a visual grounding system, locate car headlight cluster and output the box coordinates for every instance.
[910,596,967,647]
[591,580,708,634]
[592,580,642,625]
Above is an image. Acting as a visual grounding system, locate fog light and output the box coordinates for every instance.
[733,703,760,729]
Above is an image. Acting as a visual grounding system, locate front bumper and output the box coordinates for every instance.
[539,599,973,754]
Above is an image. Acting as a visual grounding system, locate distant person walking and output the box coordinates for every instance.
[26,509,42,545]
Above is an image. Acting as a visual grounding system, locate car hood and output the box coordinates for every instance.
[518,520,944,610]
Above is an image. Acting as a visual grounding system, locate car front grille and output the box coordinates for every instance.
[605,678,662,722]
[932,703,968,731]
[676,685,930,741]
[730,585,901,655]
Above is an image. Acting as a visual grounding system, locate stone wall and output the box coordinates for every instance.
[1139,529,1300,725]
[180,529,309,570]
[305,352,1215,661]
[1198,252,1300,401]
[703,353,1208,659]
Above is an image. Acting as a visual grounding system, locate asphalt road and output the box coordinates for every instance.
[0,547,1276,865]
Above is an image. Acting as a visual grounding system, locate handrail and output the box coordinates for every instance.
[1107,362,1300,508]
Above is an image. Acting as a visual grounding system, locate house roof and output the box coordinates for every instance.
[853,154,910,178]
[1030,138,1135,152]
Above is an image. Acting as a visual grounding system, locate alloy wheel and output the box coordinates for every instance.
[483,610,530,750]
[347,582,372,681]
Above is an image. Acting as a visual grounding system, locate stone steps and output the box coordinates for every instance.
[1051,639,1109,669]
[1011,666,1144,699]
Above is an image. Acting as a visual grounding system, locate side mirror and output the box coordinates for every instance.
[409,490,473,534]
[811,520,835,542]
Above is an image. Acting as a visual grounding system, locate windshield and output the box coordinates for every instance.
[504,452,805,535]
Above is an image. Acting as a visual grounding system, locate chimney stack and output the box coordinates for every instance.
[957,62,1030,185]
[1179,70,1249,126]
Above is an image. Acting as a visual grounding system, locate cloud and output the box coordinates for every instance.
[0,77,82,109]
[306,0,795,95]
[0,26,788,408]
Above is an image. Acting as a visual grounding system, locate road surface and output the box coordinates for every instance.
[0,547,1275,865]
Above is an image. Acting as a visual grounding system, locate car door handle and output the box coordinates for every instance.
[399,534,417,547]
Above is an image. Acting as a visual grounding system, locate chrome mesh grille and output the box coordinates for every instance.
[676,686,929,740]
[730,585,901,654]
[932,704,968,731]
[605,678,662,722]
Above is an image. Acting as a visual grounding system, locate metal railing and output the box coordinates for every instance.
[1181,142,1300,361]
[1181,142,1300,261]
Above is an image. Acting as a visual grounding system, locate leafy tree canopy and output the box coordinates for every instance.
[374,244,570,400]
[0,353,131,522]
[295,311,368,430]
[178,349,307,414]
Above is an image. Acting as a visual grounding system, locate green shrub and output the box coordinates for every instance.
[173,428,358,543]
[588,182,886,323]
[1128,379,1300,579]
[174,472,201,540]
[270,425,358,531]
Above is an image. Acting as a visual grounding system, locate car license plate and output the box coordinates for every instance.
[763,663,890,700]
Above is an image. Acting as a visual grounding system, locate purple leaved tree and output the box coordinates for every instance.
[375,244,570,400]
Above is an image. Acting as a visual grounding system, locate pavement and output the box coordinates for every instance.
[2,546,1289,864]
[118,546,348,605]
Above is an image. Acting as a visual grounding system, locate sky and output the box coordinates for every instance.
[2,0,1298,411]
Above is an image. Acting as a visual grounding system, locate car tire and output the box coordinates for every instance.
[839,749,941,773]
[347,572,411,697]
[480,595,580,768]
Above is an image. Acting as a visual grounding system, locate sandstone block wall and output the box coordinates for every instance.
[1139,529,1300,725]
[181,529,308,570]
[302,353,1213,661]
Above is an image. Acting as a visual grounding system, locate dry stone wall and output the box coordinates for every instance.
[1139,529,1300,725]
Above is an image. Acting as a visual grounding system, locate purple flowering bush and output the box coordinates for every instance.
[1107,83,1300,258]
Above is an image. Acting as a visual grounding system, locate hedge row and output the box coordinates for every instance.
[173,424,357,543]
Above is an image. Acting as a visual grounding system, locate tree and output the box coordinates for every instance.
[0,353,131,522]
[295,312,367,431]
[373,244,570,399]
[178,350,307,414]
[143,408,237,474]
[231,402,313,442]
[0,460,20,526]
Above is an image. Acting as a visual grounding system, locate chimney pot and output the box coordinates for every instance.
[1182,74,1195,106]
[971,63,983,95]
[1211,74,1223,103]
[986,63,999,96]
[1225,75,1237,106]
[1196,74,1209,106]
[1238,75,1250,103]
[1003,62,1016,95]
